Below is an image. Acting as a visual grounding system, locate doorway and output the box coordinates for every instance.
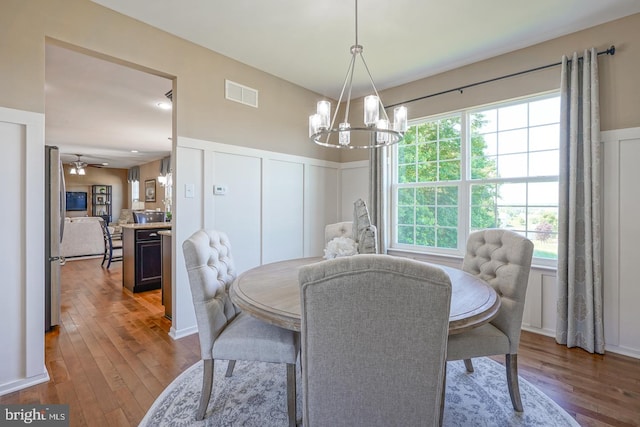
[44,40,174,328]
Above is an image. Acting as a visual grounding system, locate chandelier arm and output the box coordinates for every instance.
[343,52,357,124]
[359,52,391,122]
[327,53,358,145]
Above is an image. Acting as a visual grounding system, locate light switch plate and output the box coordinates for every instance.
[185,183,195,198]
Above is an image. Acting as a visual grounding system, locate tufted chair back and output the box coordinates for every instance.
[324,221,353,246]
[182,229,240,360]
[462,229,534,354]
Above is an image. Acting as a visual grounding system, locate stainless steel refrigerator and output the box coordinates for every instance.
[45,145,65,331]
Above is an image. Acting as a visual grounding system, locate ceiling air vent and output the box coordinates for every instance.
[225,80,258,108]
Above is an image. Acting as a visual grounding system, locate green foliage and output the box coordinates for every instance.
[397,113,497,249]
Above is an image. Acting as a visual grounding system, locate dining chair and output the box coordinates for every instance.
[323,198,378,257]
[182,229,299,425]
[99,218,123,269]
[446,229,534,412]
[299,254,452,427]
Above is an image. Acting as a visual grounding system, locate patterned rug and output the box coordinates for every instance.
[140,357,578,426]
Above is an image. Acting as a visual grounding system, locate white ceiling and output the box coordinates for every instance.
[47,0,640,169]
[45,44,173,170]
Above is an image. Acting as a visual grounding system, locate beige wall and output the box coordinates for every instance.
[1,1,638,163]
[63,165,128,221]
[134,159,166,211]
[341,12,640,162]
[0,0,339,162]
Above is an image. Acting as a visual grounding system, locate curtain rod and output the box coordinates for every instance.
[387,45,615,109]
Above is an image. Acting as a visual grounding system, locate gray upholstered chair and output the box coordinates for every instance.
[299,255,452,427]
[182,229,299,425]
[447,229,534,412]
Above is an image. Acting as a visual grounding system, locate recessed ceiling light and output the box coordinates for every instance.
[156,102,172,110]
[131,150,139,153]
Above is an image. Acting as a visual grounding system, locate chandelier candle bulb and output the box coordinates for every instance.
[339,122,351,145]
[394,106,408,132]
[376,119,389,143]
[364,95,379,126]
[317,100,331,129]
[309,114,321,137]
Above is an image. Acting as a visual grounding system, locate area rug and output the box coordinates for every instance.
[140,357,579,426]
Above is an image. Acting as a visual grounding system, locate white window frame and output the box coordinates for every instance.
[390,91,560,268]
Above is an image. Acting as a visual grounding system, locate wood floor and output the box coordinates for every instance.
[1,258,639,426]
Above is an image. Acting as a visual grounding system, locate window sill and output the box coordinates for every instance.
[387,248,557,273]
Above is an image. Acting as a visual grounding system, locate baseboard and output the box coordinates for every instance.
[522,326,640,360]
[169,325,198,340]
[603,344,640,360]
[0,371,50,397]
[522,325,555,338]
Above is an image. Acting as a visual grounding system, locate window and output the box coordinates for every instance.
[392,93,560,263]
[131,180,140,203]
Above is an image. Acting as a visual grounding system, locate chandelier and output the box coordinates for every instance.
[308,0,407,149]
[69,155,87,175]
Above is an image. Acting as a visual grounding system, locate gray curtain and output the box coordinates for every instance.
[556,48,604,354]
[369,146,388,254]
[127,166,140,183]
[160,156,171,176]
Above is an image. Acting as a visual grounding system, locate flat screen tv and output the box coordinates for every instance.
[66,191,87,211]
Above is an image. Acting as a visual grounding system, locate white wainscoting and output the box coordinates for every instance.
[171,133,640,358]
[0,107,49,396]
[338,160,369,220]
[172,137,342,338]
[601,127,640,358]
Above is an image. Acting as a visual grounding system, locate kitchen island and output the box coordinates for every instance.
[121,222,171,293]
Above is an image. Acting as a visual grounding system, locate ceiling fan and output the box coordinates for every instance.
[68,154,87,175]
[68,154,106,175]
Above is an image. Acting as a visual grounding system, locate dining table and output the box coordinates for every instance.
[230,256,500,334]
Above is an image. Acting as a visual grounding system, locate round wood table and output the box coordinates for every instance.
[230,257,500,334]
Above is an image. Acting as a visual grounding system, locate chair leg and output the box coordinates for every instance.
[439,362,447,427]
[196,359,214,421]
[286,363,296,427]
[463,358,474,373]
[506,354,523,412]
[225,360,236,377]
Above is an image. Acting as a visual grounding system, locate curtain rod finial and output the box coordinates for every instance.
[608,45,615,56]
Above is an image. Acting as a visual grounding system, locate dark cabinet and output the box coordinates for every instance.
[123,226,168,293]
